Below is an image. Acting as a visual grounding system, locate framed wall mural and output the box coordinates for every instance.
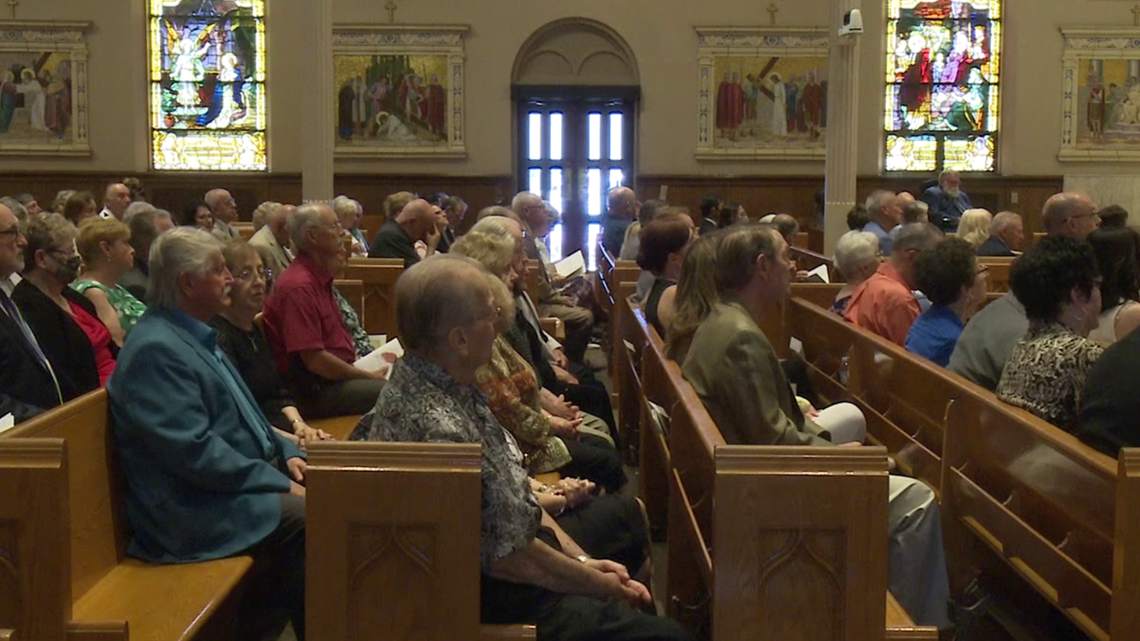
[1059,27,1140,162]
[695,27,829,160]
[148,0,267,171]
[0,21,91,157]
[333,25,468,158]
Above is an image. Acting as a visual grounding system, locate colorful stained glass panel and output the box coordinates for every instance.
[148,0,267,171]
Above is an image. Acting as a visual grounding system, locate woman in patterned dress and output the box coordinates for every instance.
[72,217,147,347]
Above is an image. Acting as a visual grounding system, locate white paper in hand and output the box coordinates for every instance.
[806,264,830,283]
[0,413,13,435]
[355,338,404,379]
[554,251,586,278]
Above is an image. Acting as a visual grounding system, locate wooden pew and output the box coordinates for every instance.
[791,246,843,283]
[977,256,1014,294]
[305,441,536,640]
[233,222,255,241]
[0,390,255,641]
[343,258,404,338]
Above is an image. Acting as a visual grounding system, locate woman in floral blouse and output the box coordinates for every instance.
[72,217,147,347]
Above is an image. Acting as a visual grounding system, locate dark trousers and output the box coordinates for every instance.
[561,434,627,494]
[552,378,619,449]
[245,494,306,640]
[297,377,385,419]
[556,495,648,575]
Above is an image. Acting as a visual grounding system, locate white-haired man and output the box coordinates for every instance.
[263,203,387,418]
[108,227,307,639]
[862,190,904,256]
[249,201,293,281]
[977,211,1023,257]
[99,182,132,220]
[921,169,973,232]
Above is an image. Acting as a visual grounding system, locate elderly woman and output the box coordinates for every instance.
[62,190,97,226]
[454,230,626,493]
[12,213,115,397]
[831,230,881,315]
[956,208,993,249]
[636,211,695,336]
[332,195,368,256]
[212,241,331,449]
[905,238,989,367]
[1087,226,1140,345]
[997,237,1105,430]
[72,217,147,346]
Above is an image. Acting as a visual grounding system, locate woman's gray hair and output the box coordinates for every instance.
[252,201,283,231]
[122,201,157,225]
[288,203,325,252]
[469,215,520,240]
[149,227,225,309]
[331,195,361,220]
[397,255,490,353]
[834,230,880,279]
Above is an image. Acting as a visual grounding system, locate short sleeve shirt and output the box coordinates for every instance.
[844,262,921,346]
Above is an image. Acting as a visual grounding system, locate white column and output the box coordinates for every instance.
[823,0,861,255]
[301,0,334,202]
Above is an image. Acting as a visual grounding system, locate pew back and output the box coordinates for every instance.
[343,259,403,337]
[977,257,1014,294]
[333,278,365,328]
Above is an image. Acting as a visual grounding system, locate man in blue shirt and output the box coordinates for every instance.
[862,190,904,256]
[906,238,988,367]
[108,227,308,639]
[921,170,973,233]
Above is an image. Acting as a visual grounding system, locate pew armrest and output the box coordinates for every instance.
[540,317,565,341]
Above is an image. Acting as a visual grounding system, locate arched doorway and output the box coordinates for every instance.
[512,18,640,267]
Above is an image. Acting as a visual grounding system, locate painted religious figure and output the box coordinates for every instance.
[710,55,829,149]
[0,52,75,142]
[333,53,449,148]
[1072,58,1140,150]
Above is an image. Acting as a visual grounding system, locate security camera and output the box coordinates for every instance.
[839,9,864,38]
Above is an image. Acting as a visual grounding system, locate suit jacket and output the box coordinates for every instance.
[108,307,303,563]
[0,294,60,423]
[11,280,101,402]
[920,186,973,231]
[249,225,292,282]
[976,235,1015,257]
[368,219,421,266]
[948,292,1028,391]
[682,300,830,446]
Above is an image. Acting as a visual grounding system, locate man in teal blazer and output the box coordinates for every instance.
[108,227,307,639]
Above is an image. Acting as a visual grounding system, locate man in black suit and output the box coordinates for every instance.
[0,203,62,423]
[976,211,1024,257]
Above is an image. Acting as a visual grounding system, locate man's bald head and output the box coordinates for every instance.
[1043,192,1100,240]
[608,187,637,219]
[395,198,439,242]
[510,191,546,228]
[103,183,131,219]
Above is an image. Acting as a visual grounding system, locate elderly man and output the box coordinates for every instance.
[121,204,175,303]
[249,202,293,281]
[845,223,944,346]
[357,255,692,641]
[680,224,949,628]
[107,227,307,638]
[367,197,442,265]
[602,186,638,255]
[0,203,62,422]
[921,170,973,232]
[1042,191,1101,240]
[207,188,241,241]
[264,203,386,418]
[14,192,41,217]
[863,190,904,256]
[512,191,596,363]
[976,211,1024,257]
[99,182,132,220]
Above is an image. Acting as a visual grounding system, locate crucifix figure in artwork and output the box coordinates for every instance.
[7,0,17,19]
[1133,4,1140,27]
[386,0,398,24]
[767,3,779,26]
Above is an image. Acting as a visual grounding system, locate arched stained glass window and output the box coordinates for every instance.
[885,0,1001,172]
[148,0,267,171]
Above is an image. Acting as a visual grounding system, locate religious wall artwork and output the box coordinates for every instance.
[0,21,91,156]
[1059,27,1140,162]
[148,0,266,171]
[695,27,829,160]
[885,0,1002,173]
[333,25,468,158]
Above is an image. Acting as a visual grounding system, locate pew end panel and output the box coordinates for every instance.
[343,262,403,338]
[1112,449,1140,641]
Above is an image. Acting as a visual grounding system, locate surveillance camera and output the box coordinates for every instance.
[839,9,864,38]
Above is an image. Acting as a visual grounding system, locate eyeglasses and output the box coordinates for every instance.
[0,226,22,239]
[233,267,268,282]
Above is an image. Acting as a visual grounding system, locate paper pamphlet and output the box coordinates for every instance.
[0,413,13,435]
[806,264,830,283]
[355,338,404,378]
[555,251,586,278]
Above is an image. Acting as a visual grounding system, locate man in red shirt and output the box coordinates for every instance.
[263,203,387,418]
[844,223,943,346]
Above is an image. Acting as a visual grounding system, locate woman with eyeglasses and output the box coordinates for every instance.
[211,241,332,450]
[12,213,116,398]
[905,238,989,367]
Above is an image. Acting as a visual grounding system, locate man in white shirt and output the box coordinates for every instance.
[98,183,132,220]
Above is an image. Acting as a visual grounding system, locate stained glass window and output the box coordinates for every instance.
[148,0,267,171]
[885,0,1000,172]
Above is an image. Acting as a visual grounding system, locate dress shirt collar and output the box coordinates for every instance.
[402,353,488,406]
[160,306,218,351]
[924,304,964,329]
[294,253,334,288]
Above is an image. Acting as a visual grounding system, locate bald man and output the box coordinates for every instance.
[602,187,638,255]
[367,198,443,266]
[1042,192,1101,240]
[206,189,241,241]
[99,183,132,220]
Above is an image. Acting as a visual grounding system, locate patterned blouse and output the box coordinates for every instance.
[332,286,372,359]
[475,336,571,475]
[355,354,541,569]
[72,280,147,337]
[997,321,1105,430]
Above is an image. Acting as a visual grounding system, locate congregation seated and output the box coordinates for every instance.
[601,186,638,255]
[862,189,903,256]
[367,197,442,265]
[453,232,625,492]
[902,199,929,225]
[62,189,98,227]
[636,210,695,336]
[996,236,1104,431]
[1079,303,1140,456]
[674,224,949,628]
[107,227,307,638]
[532,201,598,314]
[976,210,1024,257]
[213,241,332,449]
[263,203,387,418]
[51,189,74,215]
[98,182,132,221]
[120,203,175,303]
[328,245,375,360]
[620,197,666,261]
[1097,203,1129,228]
[905,238,988,367]
[844,222,944,346]
[767,213,800,245]
[846,202,870,231]
[332,195,368,256]
[831,229,881,315]
[13,191,41,217]
[206,188,241,242]
[442,194,468,247]
[1042,191,1101,240]
[249,200,294,283]
[0,203,65,422]
[73,217,148,347]
[13,213,115,397]
[717,201,748,229]
[180,200,216,232]
[697,193,722,237]
[354,255,692,641]
[955,208,992,250]
[1086,226,1140,345]
[920,169,972,232]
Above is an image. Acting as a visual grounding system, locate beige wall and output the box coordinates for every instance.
[4,0,1134,178]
